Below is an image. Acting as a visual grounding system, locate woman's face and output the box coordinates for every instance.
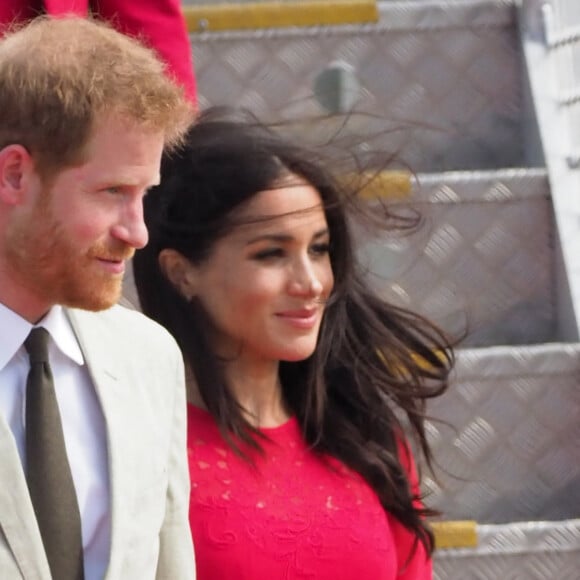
[183,179,334,367]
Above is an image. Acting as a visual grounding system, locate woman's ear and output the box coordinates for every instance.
[158,249,198,300]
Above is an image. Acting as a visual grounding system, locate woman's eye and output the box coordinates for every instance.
[252,248,285,261]
[105,186,121,194]
[310,243,330,256]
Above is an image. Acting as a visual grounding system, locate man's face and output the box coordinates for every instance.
[4,115,164,319]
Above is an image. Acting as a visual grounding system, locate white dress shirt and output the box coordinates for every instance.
[0,303,111,580]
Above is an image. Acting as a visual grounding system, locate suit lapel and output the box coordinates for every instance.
[0,415,51,579]
[66,309,135,579]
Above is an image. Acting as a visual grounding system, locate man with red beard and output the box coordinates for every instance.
[0,16,195,580]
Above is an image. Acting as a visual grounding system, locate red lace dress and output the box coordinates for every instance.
[187,404,432,580]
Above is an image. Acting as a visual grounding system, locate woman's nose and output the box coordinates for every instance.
[288,261,324,296]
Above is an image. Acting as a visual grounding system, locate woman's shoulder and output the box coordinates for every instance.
[187,403,220,438]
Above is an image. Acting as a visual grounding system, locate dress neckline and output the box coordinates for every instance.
[187,403,298,435]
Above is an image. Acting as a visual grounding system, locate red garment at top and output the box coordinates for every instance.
[0,0,197,102]
[187,404,432,580]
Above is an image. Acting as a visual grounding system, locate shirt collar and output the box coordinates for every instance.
[0,302,31,372]
[40,306,85,366]
[0,303,84,371]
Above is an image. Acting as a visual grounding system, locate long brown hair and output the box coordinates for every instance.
[133,107,453,554]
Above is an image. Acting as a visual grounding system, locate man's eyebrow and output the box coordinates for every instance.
[245,228,329,246]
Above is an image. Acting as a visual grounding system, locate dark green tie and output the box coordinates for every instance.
[25,327,85,580]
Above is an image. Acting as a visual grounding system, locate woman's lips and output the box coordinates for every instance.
[275,309,319,329]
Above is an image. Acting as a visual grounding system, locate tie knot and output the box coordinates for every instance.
[24,327,50,364]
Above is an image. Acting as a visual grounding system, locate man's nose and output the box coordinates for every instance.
[111,198,149,249]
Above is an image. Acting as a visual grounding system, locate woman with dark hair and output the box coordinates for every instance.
[133,107,453,579]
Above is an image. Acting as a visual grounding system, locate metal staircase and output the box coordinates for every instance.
[136,0,580,574]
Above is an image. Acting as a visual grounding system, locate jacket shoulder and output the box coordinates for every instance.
[66,304,180,356]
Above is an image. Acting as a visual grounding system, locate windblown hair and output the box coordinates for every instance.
[0,16,193,178]
[133,107,453,555]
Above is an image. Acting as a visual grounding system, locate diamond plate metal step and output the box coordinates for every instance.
[425,343,580,524]
[190,0,524,172]
[356,167,555,346]
[428,342,580,578]
[434,519,580,579]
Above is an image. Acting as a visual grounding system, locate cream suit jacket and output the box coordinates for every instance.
[0,305,195,579]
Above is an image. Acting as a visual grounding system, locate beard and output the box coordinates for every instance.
[5,191,133,312]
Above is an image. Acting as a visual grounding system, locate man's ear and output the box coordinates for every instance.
[0,144,36,205]
[159,249,198,300]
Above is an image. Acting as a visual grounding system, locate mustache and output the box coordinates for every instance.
[87,243,135,262]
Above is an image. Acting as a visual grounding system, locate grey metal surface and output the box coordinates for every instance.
[191,0,525,172]
[521,0,580,341]
[434,519,580,579]
[423,342,580,523]
[356,168,556,346]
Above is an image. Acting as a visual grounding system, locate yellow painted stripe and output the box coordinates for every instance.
[355,170,412,200]
[338,170,412,200]
[432,520,478,549]
[184,1,379,32]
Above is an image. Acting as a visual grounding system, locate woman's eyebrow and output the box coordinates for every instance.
[245,228,329,246]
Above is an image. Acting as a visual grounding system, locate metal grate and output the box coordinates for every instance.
[521,0,580,339]
[425,342,580,524]
[190,0,525,172]
[356,168,555,346]
[434,519,580,579]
